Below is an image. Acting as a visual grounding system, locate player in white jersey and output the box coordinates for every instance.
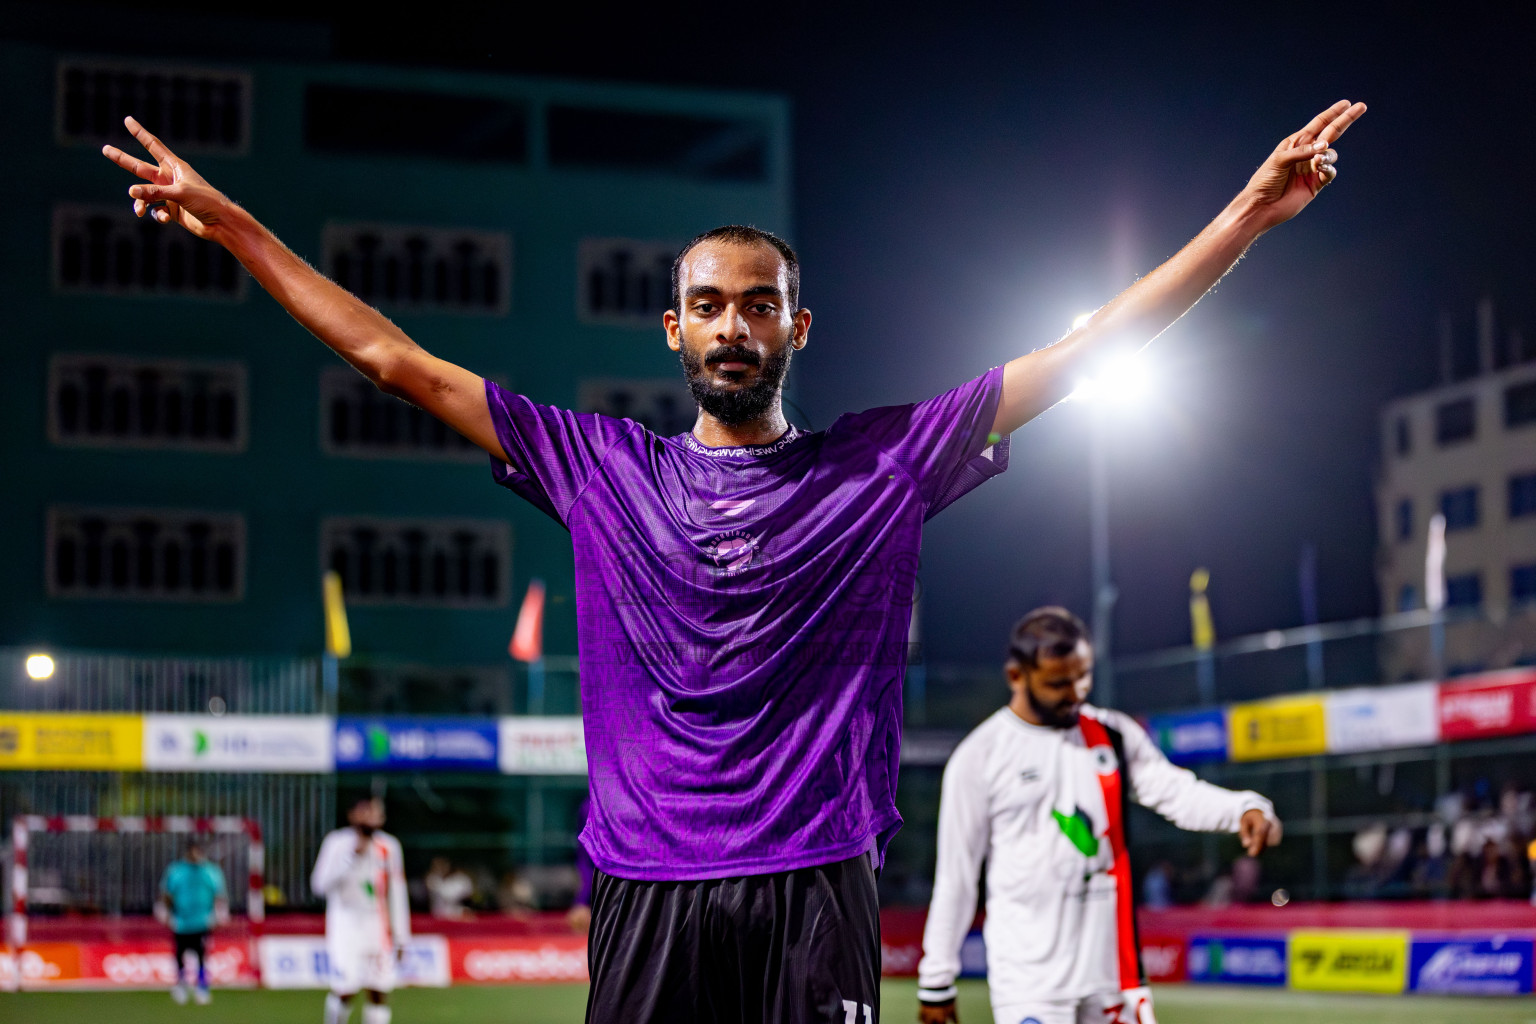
[311,797,411,1024]
[917,607,1282,1024]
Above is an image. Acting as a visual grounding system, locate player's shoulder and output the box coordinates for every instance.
[1081,704,1150,743]
[949,707,1015,761]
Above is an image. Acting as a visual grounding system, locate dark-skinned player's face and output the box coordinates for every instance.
[349,797,385,834]
[1009,640,1094,728]
[664,240,808,425]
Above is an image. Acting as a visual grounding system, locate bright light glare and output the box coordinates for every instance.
[26,654,55,680]
[1068,354,1153,405]
[1071,311,1094,331]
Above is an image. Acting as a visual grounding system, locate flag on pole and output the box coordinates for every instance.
[510,579,546,662]
[1425,513,1447,611]
[1189,567,1215,650]
[322,570,352,659]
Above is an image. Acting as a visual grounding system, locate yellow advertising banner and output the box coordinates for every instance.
[0,713,143,770]
[1288,929,1409,994]
[1227,695,1327,761]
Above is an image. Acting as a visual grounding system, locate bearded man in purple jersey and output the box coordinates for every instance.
[104,97,1365,1023]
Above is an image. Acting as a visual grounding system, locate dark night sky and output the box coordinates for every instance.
[23,2,1536,661]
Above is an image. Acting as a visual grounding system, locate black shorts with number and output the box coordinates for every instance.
[585,854,880,1024]
[173,930,208,967]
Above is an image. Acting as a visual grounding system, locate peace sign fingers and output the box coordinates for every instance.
[1314,101,1367,146]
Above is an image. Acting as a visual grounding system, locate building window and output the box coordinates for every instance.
[1394,498,1413,541]
[54,204,244,299]
[304,84,528,163]
[1506,381,1536,429]
[547,106,770,182]
[321,222,511,316]
[1435,397,1476,444]
[321,517,509,608]
[48,506,244,601]
[50,354,246,451]
[1509,472,1536,519]
[1394,415,1411,456]
[1513,565,1536,605]
[1396,583,1418,612]
[319,367,480,462]
[1440,487,1480,531]
[1444,573,1482,608]
[57,59,251,155]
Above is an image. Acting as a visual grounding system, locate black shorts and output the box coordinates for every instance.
[173,930,208,964]
[586,855,880,1024]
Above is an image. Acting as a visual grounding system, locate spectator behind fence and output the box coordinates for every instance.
[424,857,475,921]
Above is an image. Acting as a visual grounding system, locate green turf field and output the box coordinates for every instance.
[2,981,1533,1024]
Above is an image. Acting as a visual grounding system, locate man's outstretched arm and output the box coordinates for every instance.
[992,99,1367,437]
[102,117,508,461]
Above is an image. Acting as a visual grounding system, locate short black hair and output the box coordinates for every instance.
[671,225,801,312]
[1007,606,1092,668]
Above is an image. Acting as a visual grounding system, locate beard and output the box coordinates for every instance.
[1027,686,1081,729]
[678,329,793,427]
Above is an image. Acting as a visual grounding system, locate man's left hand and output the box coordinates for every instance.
[1239,808,1282,856]
[1241,99,1367,230]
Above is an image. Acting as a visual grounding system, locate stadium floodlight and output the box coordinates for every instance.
[24,654,55,681]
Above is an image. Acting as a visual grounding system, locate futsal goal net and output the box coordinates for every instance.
[8,814,265,949]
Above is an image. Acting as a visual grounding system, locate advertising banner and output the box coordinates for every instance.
[1288,929,1409,994]
[257,935,450,989]
[0,713,142,770]
[1409,936,1534,994]
[1438,670,1536,741]
[498,717,586,775]
[1324,682,1439,754]
[1146,709,1228,766]
[1228,696,1327,761]
[1139,936,1187,983]
[0,938,256,988]
[1187,935,1287,985]
[449,934,588,983]
[335,718,499,772]
[143,715,334,772]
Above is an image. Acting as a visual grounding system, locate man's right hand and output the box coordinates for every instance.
[103,117,234,242]
[918,999,958,1023]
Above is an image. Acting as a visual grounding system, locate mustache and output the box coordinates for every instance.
[706,345,761,368]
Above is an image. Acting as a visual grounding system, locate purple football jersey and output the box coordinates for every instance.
[486,368,1009,880]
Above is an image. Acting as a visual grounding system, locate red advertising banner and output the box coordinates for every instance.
[1,938,257,988]
[1438,670,1536,741]
[1139,935,1187,982]
[448,934,589,984]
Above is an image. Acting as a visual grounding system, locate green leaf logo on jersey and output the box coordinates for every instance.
[1051,806,1100,858]
[363,879,376,898]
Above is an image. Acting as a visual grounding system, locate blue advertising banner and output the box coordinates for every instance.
[335,718,499,771]
[1146,708,1228,766]
[1187,935,1287,986]
[1409,937,1534,995]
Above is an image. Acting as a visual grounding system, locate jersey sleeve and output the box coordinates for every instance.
[917,735,991,1002]
[386,836,411,944]
[310,832,354,898]
[1114,712,1275,832]
[838,367,1011,520]
[483,380,635,526]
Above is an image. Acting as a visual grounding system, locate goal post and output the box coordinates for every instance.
[8,814,264,950]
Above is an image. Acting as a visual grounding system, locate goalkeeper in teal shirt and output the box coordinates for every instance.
[157,839,229,1005]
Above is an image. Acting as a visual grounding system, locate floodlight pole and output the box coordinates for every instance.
[1089,405,1117,708]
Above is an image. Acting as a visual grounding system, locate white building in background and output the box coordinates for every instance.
[1376,298,1536,679]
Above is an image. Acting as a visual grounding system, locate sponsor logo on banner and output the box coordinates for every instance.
[0,713,142,770]
[1289,929,1409,993]
[451,935,588,983]
[1438,669,1536,741]
[1147,709,1228,765]
[1140,936,1187,982]
[497,717,586,775]
[1409,937,1534,994]
[1187,935,1287,985]
[0,942,83,985]
[1228,696,1327,761]
[144,715,334,772]
[335,718,498,771]
[258,935,449,989]
[1324,682,1439,754]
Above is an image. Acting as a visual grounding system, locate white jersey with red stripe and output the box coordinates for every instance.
[310,827,410,989]
[918,704,1274,1008]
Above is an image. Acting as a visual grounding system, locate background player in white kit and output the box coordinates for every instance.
[917,608,1283,1024]
[311,797,411,1024]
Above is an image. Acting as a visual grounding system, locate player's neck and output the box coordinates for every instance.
[691,402,791,449]
[1007,695,1047,727]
